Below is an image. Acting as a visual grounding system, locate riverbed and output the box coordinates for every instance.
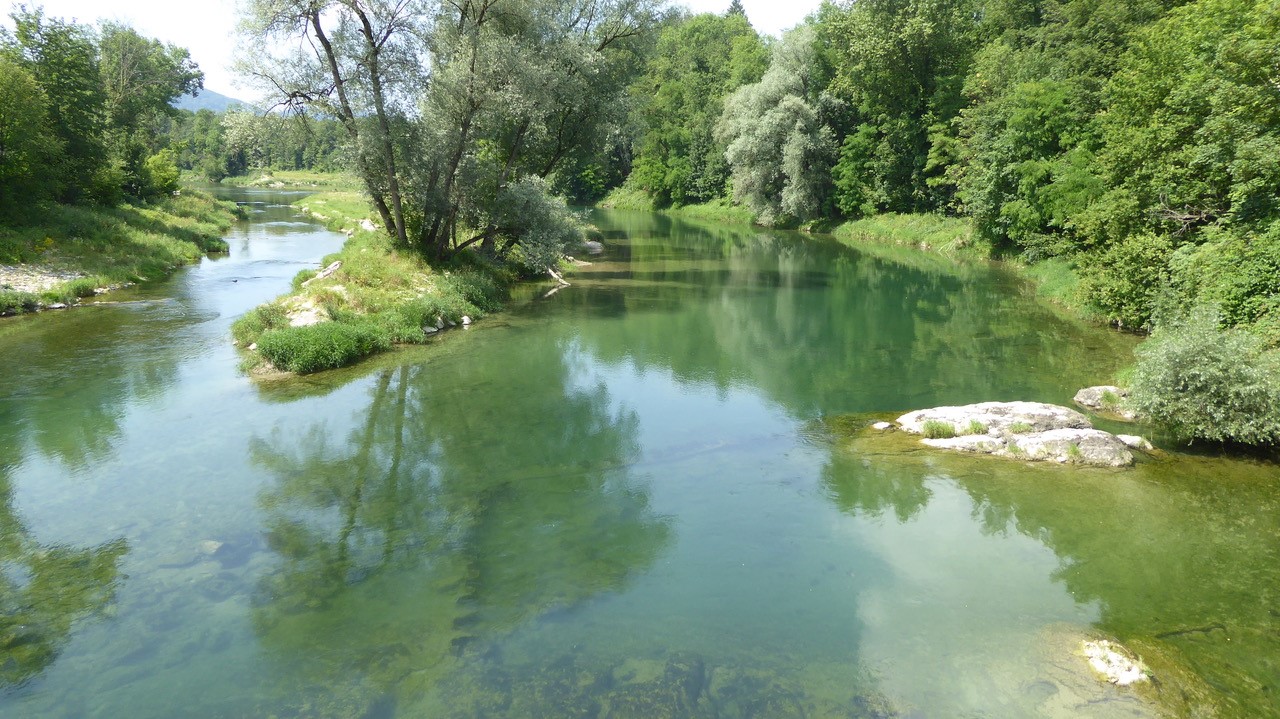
[0,190,1276,717]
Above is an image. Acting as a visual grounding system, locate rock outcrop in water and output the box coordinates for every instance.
[894,401,1145,467]
[1074,386,1138,421]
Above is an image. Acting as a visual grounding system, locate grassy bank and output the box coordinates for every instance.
[217,169,358,189]
[232,188,512,375]
[0,191,242,316]
[600,186,758,226]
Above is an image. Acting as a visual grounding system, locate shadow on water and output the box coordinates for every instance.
[0,431,128,691]
[241,330,677,715]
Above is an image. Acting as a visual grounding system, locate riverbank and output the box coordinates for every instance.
[232,187,513,375]
[0,191,243,316]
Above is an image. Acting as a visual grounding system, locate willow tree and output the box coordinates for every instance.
[240,0,660,266]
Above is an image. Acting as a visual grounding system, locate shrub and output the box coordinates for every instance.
[231,303,289,345]
[1080,232,1174,330]
[0,290,39,314]
[256,321,390,374]
[965,420,987,435]
[1129,306,1280,446]
[922,420,957,439]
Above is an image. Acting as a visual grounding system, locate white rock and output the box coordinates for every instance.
[248,343,258,351]
[1082,640,1149,686]
[871,421,893,431]
[424,326,438,334]
[897,401,1091,436]
[461,315,472,326]
[1117,434,1154,451]
[48,303,67,309]
[1006,428,1134,467]
[360,218,377,232]
[923,435,1008,453]
[436,317,445,330]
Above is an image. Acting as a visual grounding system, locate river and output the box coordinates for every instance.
[0,189,1276,718]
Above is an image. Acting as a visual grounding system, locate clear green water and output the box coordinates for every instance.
[0,197,1276,718]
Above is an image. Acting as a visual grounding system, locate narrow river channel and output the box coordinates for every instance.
[1,189,1276,718]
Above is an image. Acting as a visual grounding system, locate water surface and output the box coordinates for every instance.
[0,197,1276,718]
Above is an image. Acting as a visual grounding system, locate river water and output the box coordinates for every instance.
[0,190,1276,718]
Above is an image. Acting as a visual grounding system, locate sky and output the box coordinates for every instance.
[4,0,823,98]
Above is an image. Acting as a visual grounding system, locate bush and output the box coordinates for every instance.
[0,290,39,314]
[256,321,391,374]
[1081,232,1174,330]
[1129,306,1280,446]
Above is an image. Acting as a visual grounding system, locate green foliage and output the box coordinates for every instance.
[1080,232,1173,330]
[965,420,987,435]
[922,420,957,439]
[718,27,837,226]
[1008,422,1034,434]
[0,289,39,315]
[0,56,55,219]
[1129,307,1280,446]
[256,322,391,374]
[629,11,767,207]
[231,303,289,346]
[2,6,106,203]
[142,148,181,197]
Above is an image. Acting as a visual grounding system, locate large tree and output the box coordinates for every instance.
[1,6,106,203]
[240,0,661,267]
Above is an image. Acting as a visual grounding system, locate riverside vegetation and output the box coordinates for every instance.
[6,1,1278,448]
[0,8,241,313]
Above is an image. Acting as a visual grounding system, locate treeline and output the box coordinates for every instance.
[613,0,1280,445]
[0,7,201,218]
[163,109,346,181]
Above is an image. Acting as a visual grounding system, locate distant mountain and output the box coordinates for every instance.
[173,89,255,113]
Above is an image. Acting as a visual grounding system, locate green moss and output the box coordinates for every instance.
[922,420,957,439]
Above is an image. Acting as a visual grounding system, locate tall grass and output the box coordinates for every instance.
[0,190,241,314]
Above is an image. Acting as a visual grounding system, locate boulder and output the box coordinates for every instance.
[871,421,893,431]
[1074,385,1137,420]
[1007,429,1134,467]
[923,434,1008,454]
[897,401,1139,467]
[897,401,1091,436]
[360,218,378,232]
[583,240,605,255]
[1116,435,1154,451]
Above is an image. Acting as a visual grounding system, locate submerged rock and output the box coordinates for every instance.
[1081,640,1149,686]
[870,421,893,431]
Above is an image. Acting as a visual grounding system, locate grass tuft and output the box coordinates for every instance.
[922,420,957,439]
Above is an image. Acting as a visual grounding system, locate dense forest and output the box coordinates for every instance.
[615,0,1280,446]
[0,7,201,214]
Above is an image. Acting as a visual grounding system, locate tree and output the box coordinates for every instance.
[241,0,661,267]
[1,5,106,203]
[629,11,768,206]
[824,0,982,216]
[717,26,837,226]
[0,57,57,217]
